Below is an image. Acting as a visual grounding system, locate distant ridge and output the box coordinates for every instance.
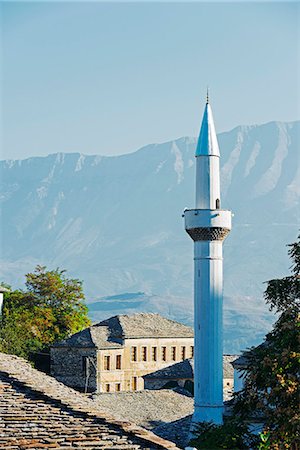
[2,119,299,163]
[1,120,299,353]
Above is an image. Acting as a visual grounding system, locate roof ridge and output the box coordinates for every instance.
[54,313,194,346]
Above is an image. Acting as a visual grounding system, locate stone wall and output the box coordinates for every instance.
[223,377,234,391]
[97,338,194,392]
[98,337,194,392]
[50,346,97,392]
[119,337,194,392]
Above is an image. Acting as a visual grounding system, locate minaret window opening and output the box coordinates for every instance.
[216,198,220,209]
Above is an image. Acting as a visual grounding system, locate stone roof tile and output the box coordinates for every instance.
[117,313,193,339]
[53,325,123,349]
[143,355,238,380]
[0,352,179,450]
[53,313,193,349]
[143,359,194,380]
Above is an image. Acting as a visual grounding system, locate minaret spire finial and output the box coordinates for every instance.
[195,87,219,157]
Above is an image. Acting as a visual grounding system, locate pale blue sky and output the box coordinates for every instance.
[1,1,299,159]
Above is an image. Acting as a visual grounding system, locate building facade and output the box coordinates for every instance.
[51,313,194,393]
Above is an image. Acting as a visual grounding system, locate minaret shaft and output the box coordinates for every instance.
[193,241,223,423]
[184,98,232,426]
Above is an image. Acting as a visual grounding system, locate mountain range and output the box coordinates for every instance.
[1,120,299,353]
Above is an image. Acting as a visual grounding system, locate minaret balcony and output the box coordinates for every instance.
[183,209,232,242]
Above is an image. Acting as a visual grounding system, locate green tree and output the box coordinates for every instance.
[189,419,259,449]
[0,266,91,358]
[233,235,300,449]
[25,265,91,339]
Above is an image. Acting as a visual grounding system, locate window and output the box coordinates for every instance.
[132,376,137,391]
[131,346,137,362]
[82,356,96,377]
[82,356,88,374]
[161,346,167,361]
[105,383,110,392]
[104,355,110,371]
[142,346,147,362]
[171,346,176,361]
[115,383,121,392]
[152,347,157,361]
[116,355,122,370]
[181,346,186,360]
[190,346,194,358]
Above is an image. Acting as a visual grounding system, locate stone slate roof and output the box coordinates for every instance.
[143,355,237,380]
[115,313,193,339]
[144,359,194,380]
[232,342,269,368]
[232,354,249,368]
[53,325,123,349]
[223,355,239,377]
[53,313,193,349]
[0,352,179,450]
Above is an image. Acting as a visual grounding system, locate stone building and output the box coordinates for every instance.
[143,358,194,392]
[51,313,194,393]
[143,355,236,396]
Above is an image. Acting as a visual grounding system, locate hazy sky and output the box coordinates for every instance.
[1,1,299,160]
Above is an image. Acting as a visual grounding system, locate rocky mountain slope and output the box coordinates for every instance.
[1,120,299,353]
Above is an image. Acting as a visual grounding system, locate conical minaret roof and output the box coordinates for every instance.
[195,95,220,157]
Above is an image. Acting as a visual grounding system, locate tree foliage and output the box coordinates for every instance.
[189,419,259,449]
[233,235,300,449]
[0,266,91,358]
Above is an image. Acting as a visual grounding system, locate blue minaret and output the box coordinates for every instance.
[183,93,232,425]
